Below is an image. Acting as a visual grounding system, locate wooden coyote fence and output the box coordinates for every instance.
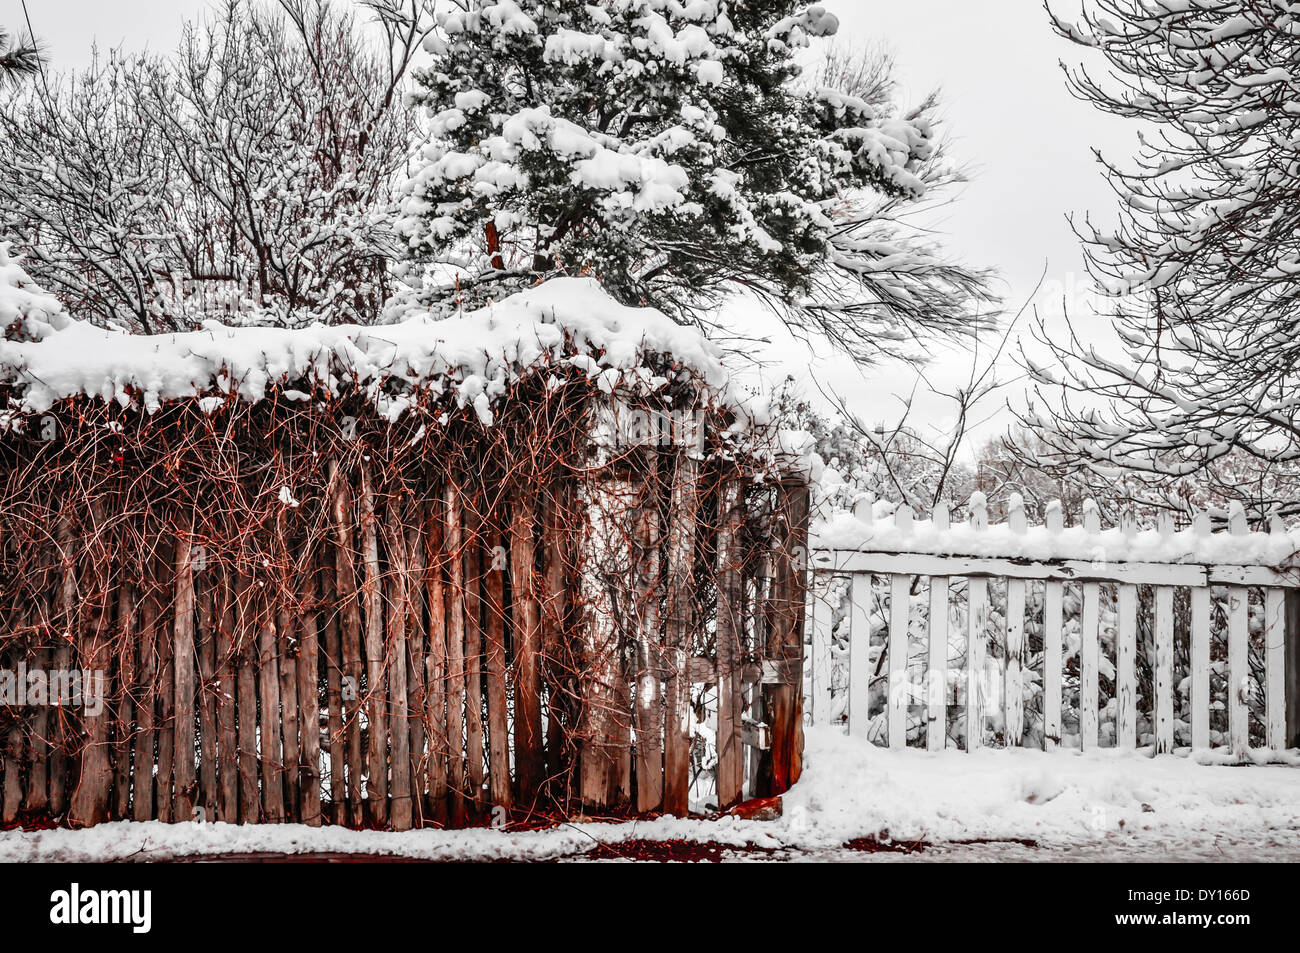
[808,493,1300,759]
[0,387,810,830]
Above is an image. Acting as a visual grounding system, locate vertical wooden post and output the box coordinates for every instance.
[405,522,428,825]
[1153,513,1176,754]
[662,459,700,815]
[1189,511,1211,752]
[714,476,745,810]
[482,523,513,810]
[633,465,664,813]
[1116,509,1139,751]
[462,515,486,810]
[112,586,135,819]
[329,463,365,825]
[320,547,346,824]
[422,505,450,826]
[1005,495,1028,747]
[847,498,873,741]
[213,566,238,823]
[764,479,808,796]
[927,503,950,751]
[444,485,468,825]
[1227,504,1250,758]
[170,527,197,822]
[195,568,218,821]
[383,507,412,831]
[358,464,388,826]
[275,600,300,819]
[296,555,322,826]
[510,502,544,805]
[257,605,285,823]
[542,486,572,799]
[1286,587,1300,750]
[1042,501,1063,750]
[234,573,260,824]
[1078,500,1100,750]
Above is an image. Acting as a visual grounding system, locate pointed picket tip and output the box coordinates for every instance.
[1228,500,1247,535]
[968,491,988,531]
[933,500,951,531]
[894,503,913,534]
[1045,499,1063,534]
[1192,509,1211,536]
[1082,498,1101,534]
[1008,492,1027,535]
[852,494,875,526]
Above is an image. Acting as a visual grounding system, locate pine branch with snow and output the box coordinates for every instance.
[396,0,995,362]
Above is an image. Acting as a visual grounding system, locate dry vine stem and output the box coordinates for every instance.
[0,362,809,829]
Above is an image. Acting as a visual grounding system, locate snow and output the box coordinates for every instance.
[0,271,734,425]
[2,728,1296,861]
[813,504,1300,567]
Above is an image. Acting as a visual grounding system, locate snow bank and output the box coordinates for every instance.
[0,266,730,424]
[813,506,1300,568]
[0,242,69,343]
[3,729,1296,861]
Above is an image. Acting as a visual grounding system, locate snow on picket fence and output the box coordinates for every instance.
[807,492,1300,761]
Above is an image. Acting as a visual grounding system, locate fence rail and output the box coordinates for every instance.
[807,494,1300,759]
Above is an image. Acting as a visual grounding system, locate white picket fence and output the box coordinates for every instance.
[806,493,1300,759]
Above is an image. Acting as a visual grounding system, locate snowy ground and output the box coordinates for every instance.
[3,728,1297,862]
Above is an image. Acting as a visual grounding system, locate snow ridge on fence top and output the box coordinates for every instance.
[0,243,736,424]
[812,493,1300,568]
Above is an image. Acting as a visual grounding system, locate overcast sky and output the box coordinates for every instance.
[5,0,1137,451]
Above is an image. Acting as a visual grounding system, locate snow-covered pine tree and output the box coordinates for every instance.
[397,0,993,362]
[1023,2,1300,515]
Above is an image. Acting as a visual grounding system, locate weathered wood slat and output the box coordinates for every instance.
[1189,586,1211,751]
[1116,582,1138,750]
[1078,581,1100,750]
[257,608,285,823]
[234,573,260,823]
[967,577,988,752]
[112,586,135,819]
[1228,585,1250,757]
[276,601,300,820]
[383,508,413,831]
[765,481,808,796]
[632,475,663,813]
[1265,587,1286,751]
[888,573,910,750]
[482,525,512,810]
[510,504,545,805]
[320,551,347,824]
[195,570,218,821]
[443,485,468,825]
[809,571,834,728]
[215,570,239,823]
[662,460,698,816]
[329,466,365,825]
[170,529,197,823]
[462,518,486,811]
[1043,580,1064,750]
[296,551,322,827]
[154,539,176,824]
[358,465,388,826]
[927,573,949,752]
[404,522,428,825]
[1154,585,1175,753]
[422,505,450,826]
[847,572,872,739]
[1005,577,1027,747]
[715,478,745,810]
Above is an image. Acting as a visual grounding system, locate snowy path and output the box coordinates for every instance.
[3,728,1296,862]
